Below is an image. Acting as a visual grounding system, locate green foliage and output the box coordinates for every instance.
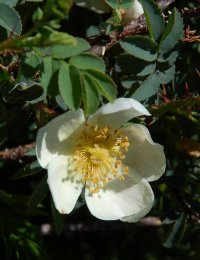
[0,0,18,7]
[120,36,158,61]
[117,6,184,101]
[131,73,160,101]
[140,0,165,41]
[159,8,184,53]
[58,63,82,110]
[0,0,199,259]
[0,3,22,36]
[82,72,100,115]
[58,54,116,114]
[105,0,133,9]
[69,53,106,71]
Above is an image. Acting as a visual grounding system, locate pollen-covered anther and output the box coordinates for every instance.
[73,124,130,193]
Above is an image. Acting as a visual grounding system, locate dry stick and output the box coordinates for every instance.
[0,143,35,160]
[108,6,200,45]
[87,0,176,48]
[88,5,200,55]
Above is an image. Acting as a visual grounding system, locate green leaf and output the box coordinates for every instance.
[82,73,99,116]
[43,0,72,20]
[0,3,22,35]
[105,0,133,9]
[140,0,164,41]
[159,9,183,53]
[120,36,158,61]
[84,69,117,101]
[51,199,64,235]
[28,175,48,212]
[157,51,178,65]
[40,57,61,96]
[0,0,18,7]
[156,65,175,84]
[56,95,68,110]
[23,26,75,47]
[116,53,156,75]
[13,161,43,180]
[24,52,42,68]
[35,38,90,59]
[163,214,186,248]
[58,63,82,110]
[121,76,141,89]
[69,53,105,71]
[40,56,53,92]
[17,53,41,81]
[25,147,36,156]
[131,73,160,101]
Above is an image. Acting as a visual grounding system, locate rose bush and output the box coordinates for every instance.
[36,98,166,222]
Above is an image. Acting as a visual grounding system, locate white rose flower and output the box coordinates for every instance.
[36,98,166,222]
[121,0,144,25]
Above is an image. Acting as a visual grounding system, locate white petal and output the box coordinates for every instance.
[36,109,85,168]
[47,155,84,214]
[123,124,166,182]
[88,98,150,130]
[85,170,154,221]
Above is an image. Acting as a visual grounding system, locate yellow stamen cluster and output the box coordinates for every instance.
[72,123,130,193]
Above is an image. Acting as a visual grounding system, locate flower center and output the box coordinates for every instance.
[72,123,130,193]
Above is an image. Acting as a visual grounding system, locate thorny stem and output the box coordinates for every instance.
[87,3,200,55]
[0,143,35,160]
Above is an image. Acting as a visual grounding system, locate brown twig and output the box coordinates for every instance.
[157,0,176,10]
[111,7,200,42]
[0,142,35,160]
[180,7,200,18]
[87,0,175,47]
[184,25,200,43]
[87,3,200,55]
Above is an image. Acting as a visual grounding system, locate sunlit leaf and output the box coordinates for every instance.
[159,9,183,53]
[105,0,133,9]
[140,0,164,41]
[69,53,105,71]
[0,0,18,7]
[0,3,22,35]
[116,53,156,75]
[84,69,117,101]
[156,65,175,84]
[131,73,160,101]
[58,63,82,110]
[120,36,158,61]
[35,38,90,59]
[82,73,99,116]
